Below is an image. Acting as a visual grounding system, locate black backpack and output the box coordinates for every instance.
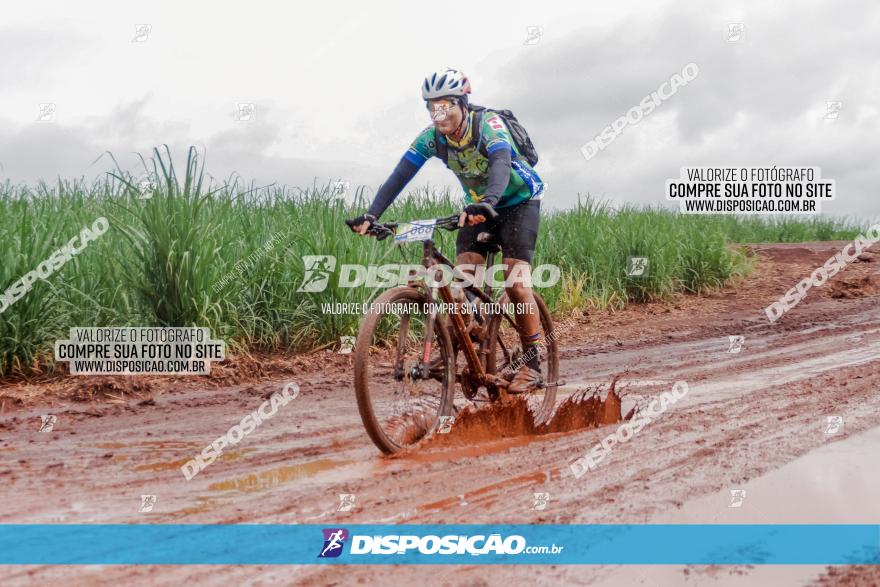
[435,104,539,167]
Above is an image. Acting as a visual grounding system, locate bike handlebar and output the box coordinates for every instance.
[346,206,499,241]
[344,217,397,240]
[345,213,459,241]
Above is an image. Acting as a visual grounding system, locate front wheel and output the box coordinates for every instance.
[353,287,456,454]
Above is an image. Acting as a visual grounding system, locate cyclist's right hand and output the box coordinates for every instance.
[346,213,377,236]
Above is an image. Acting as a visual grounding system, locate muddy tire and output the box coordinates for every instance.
[353,287,456,454]
[484,292,559,424]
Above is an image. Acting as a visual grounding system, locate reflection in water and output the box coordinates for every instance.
[208,459,354,493]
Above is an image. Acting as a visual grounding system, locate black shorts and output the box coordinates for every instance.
[456,199,541,263]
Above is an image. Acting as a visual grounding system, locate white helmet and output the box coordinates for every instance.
[421,68,471,100]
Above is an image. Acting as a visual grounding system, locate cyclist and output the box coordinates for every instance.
[348,67,546,393]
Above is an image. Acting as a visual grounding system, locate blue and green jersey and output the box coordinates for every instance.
[404,111,544,208]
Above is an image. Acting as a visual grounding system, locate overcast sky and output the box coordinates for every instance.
[1,0,878,217]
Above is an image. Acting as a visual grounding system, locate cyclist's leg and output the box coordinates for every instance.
[454,251,486,269]
[503,259,541,359]
[455,221,489,287]
[450,228,488,344]
[497,200,543,389]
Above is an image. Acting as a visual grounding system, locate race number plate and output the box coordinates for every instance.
[394,220,436,244]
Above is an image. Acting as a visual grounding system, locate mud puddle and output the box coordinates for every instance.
[418,471,549,512]
[207,458,356,493]
[134,449,254,472]
[654,424,880,524]
[595,425,880,587]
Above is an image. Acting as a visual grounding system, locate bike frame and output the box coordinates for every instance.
[414,236,513,398]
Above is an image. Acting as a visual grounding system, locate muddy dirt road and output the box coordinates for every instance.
[1,242,879,586]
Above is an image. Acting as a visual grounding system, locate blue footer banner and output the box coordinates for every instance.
[1,524,878,565]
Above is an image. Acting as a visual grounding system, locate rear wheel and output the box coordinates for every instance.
[484,292,558,424]
[353,287,455,454]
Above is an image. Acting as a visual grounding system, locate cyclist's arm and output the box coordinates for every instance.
[481,146,511,206]
[480,113,514,206]
[366,126,436,218]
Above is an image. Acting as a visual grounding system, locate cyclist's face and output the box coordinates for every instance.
[428,98,463,134]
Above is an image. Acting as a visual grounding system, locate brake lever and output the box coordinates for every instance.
[438,214,463,231]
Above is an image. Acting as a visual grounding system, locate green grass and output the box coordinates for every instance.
[0,147,867,377]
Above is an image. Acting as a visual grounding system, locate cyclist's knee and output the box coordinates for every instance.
[455,252,485,268]
[506,283,539,321]
[507,282,533,299]
[503,260,533,293]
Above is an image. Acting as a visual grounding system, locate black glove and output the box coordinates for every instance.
[462,201,498,221]
[345,213,377,232]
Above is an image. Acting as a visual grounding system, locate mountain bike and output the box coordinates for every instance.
[345,213,559,454]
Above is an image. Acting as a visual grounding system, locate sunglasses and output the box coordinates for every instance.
[427,101,458,120]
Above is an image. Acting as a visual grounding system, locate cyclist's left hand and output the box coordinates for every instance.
[459,202,497,227]
[347,213,377,236]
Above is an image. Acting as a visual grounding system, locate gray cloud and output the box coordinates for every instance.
[0,24,95,87]
[0,99,384,192]
[491,0,880,216]
[0,1,877,219]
